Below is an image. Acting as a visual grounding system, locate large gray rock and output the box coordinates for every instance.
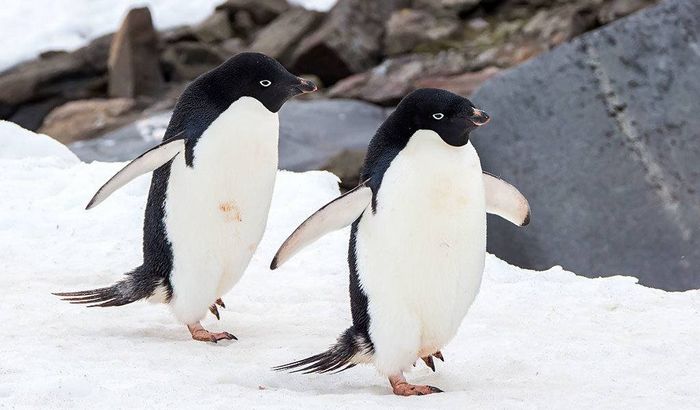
[470,0,700,290]
[248,7,324,66]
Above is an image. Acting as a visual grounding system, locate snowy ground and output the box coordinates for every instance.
[0,121,699,409]
[0,0,336,71]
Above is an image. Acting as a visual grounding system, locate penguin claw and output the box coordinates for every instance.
[215,298,226,309]
[209,304,220,320]
[433,351,444,362]
[421,355,436,372]
[187,323,237,343]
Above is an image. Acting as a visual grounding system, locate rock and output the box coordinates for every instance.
[414,66,501,96]
[161,42,226,81]
[39,98,138,143]
[108,7,163,98]
[328,51,470,105]
[470,0,700,291]
[383,9,459,56]
[192,10,233,43]
[598,0,656,24]
[248,7,324,65]
[412,0,481,17]
[320,149,367,189]
[278,99,390,187]
[219,38,246,56]
[290,0,406,85]
[0,41,109,129]
[216,0,290,26]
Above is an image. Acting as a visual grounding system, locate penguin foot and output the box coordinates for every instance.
[389,374,443,396]
[433,351,444,362]
[420,351,444,371]
[215,298,226,308]
[187,322,237,343]
[209,304,220,320]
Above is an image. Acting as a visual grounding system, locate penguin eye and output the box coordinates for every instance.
[260,80,272,87]
[432,113,444,120]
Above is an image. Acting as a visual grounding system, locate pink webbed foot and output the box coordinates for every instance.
[389,374,443,396]
[187,322,237,343]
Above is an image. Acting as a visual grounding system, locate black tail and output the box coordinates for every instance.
[273,327,373,374]
[53,267,162,308]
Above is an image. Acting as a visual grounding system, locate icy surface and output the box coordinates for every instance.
[0,0,336,71]
[0,125,698,408]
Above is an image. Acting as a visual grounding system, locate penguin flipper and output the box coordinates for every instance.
[270,180,372,269]
[483,172,531,226]
[85,134,186,210]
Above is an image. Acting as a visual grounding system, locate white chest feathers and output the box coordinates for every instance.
[356,130,487,372]
[165,97,279,324]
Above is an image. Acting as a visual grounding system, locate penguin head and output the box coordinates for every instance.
[396,88,490,147]
[202,52,316,113]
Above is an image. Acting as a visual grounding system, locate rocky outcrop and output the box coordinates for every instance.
[289,0,406,85]
[39,98,139,144]
[328,51,474,105]
[248,7,324,66]
[470,0,700,290]
[108,7,163,99]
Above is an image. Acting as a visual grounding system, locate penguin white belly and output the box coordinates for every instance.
[165,97,279,324]
[356,132,486,375]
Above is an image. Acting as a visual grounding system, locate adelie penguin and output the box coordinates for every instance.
[270,88,530,395]
[55,52,316,343]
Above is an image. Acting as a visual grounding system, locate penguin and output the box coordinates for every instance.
[54,52,316,343]
[269,88,530,395]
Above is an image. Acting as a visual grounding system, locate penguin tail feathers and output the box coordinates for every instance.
[273,327,373,374]
[53,267,163,308]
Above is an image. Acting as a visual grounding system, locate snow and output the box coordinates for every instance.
[1,124,699,409]
[0,0,336,72]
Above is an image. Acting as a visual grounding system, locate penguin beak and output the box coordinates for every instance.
[469,108,490,126]
[294,78,317,94]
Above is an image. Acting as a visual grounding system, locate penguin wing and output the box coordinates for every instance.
[483,172,531,226]
[271,181,372,270]
[85,134,186,210]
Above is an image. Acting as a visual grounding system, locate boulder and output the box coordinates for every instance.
[383,9,459,56]
[470,0,700,290]
[414,66,501,96]
[39,98,138,144]
[161,42,226,81]
[216,0,290,26]
[328,51,470,105]
[248,7,324,65]
[289,0,406,85]
[278,99,390,186]
[0,36,111,130]
[192,10,233,43]
[108,7,163,98]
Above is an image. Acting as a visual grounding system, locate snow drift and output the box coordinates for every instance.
[0,120,698,408]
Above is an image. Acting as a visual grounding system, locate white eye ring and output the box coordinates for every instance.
[433,113,444,120]
[260,80,271,87]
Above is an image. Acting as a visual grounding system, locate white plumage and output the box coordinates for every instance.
[165,97,279,324]
[355,131,487,376]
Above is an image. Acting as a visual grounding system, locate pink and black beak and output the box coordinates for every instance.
[469,108,490,126]
[295,77,317,94]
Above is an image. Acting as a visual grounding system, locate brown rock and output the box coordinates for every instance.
[414,66,501,96]
[161,42,226,81]
[598,0,655,24]
[216,0,290,26]
[192,10,233,43]
[249,7,324,65]
[321,148,367,190]
[108,7,163,98]
[39,98,138,143]
[290,0,407,85]
[328,51,469,105]
[384,9,458,56]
